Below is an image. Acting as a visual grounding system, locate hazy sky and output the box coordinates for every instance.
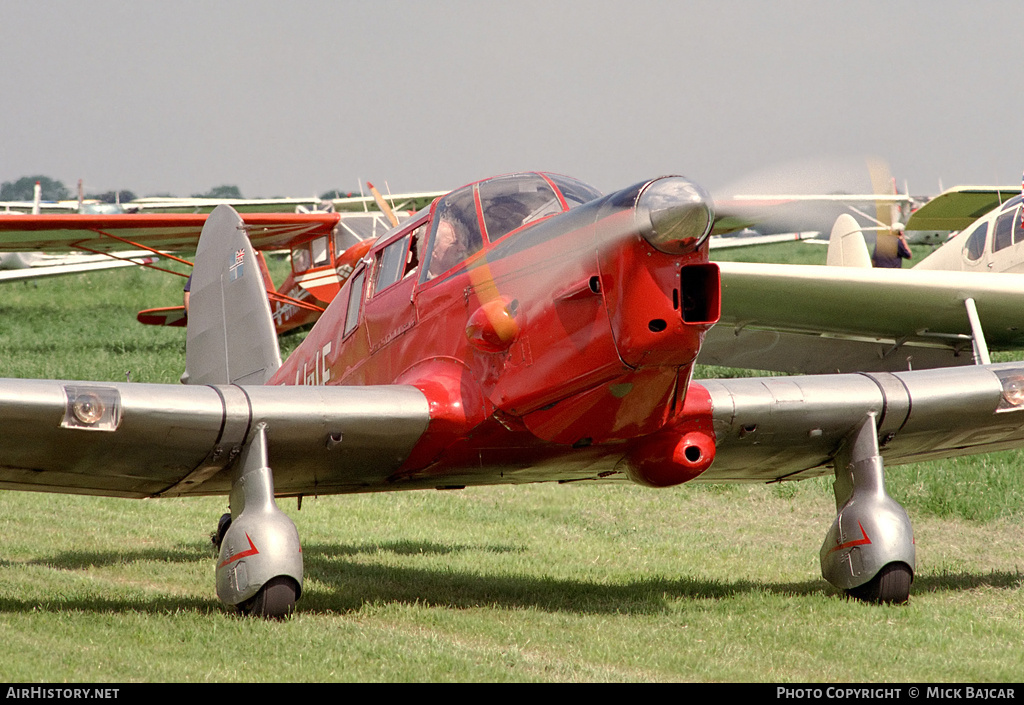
[1,1,1020,200]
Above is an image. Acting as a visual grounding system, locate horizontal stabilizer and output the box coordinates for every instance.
[137,306,187,328]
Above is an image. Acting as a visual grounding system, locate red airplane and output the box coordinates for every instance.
[0,201,419,335]
[134,184,439,333]
[2,171,1024,618]
[135,209,406,334]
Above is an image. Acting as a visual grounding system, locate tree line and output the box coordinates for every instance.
[0,175,246,203]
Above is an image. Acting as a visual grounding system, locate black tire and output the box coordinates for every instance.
[846,562,912,605]
[238,576,299,619]
[211,513,232,551]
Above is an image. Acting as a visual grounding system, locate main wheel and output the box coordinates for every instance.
[211,513,232,551]
[846,562,912,605]
[238,576,299,619]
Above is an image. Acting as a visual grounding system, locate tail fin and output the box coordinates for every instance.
[184,205,281,385]
[826,214,873,268]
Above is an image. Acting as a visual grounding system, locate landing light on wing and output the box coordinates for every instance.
[61,386,122,431]
[996,370,1024,410]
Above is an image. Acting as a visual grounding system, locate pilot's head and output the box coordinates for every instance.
[429,218,464,277]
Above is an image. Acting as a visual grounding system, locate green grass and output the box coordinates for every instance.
[711,239,830,265]
[1,484,1021,682]
[0,250,1021,682]
[709,239,944,265]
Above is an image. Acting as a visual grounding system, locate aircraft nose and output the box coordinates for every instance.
[635,177,714,254]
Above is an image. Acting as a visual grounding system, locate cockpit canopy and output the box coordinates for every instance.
[421,173,602,280]
[962,194,1023,262]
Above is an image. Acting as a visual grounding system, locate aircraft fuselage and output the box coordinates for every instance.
[273,173,721,487]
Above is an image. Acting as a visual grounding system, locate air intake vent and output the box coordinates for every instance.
[679,264,720,324]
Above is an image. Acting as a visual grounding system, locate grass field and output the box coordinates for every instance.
[0,247,1021,682]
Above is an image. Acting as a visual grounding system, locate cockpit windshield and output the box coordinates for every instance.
[421,172,604,281]
[993,195,1024,253]
[478,174,559,241]
[547,174,603,207]
[422,185,481,280]
[1000,195,1023,212]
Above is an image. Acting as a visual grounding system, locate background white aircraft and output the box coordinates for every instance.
[700,189,1024,374]
[123,187,443,215]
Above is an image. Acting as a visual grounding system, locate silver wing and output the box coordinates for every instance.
[2,361,1024,611]
[2,362,1023,494]
[703,362,1024,481]
[0,380,429,498]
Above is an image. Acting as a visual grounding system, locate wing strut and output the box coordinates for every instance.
[82,228,195,267]
[964,297,991,365]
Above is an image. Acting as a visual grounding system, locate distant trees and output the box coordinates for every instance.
[320,189,356,200]
[89,189,137,204]
[1,176,135,204]
[2,177,250,202]
[192,185,243,199]
[0,176,69,201]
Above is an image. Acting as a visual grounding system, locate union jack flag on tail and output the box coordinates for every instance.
[229,248,245,282]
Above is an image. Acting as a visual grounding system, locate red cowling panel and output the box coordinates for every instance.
[621,382,716,487]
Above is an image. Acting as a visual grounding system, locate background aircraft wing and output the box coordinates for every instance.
[699,261,1024,373]
[0,212,342,253]
[905,186,1020,232]
[1,201,80,214]
[125,190,445,215]
[0,253,155,282]
[328,190,445,214]
[712,193,913,237]
[709,230,819,249]
[125,196,324,213]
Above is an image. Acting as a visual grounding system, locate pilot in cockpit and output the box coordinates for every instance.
[427,217,465,278]
[425,191,482,279]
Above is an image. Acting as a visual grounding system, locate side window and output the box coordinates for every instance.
[962,222,988,262]
[374,235,411,295]
[343,269,365,338]
[993,211,1015,253]
[291,244,310,273]
[1013,206,1024,245]
[311,236,330,267]
[405,225,424,278]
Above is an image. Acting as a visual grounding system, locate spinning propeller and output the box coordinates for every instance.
[709,156,909,253]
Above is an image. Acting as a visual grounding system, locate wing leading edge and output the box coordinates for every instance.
[0,212,341,253]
